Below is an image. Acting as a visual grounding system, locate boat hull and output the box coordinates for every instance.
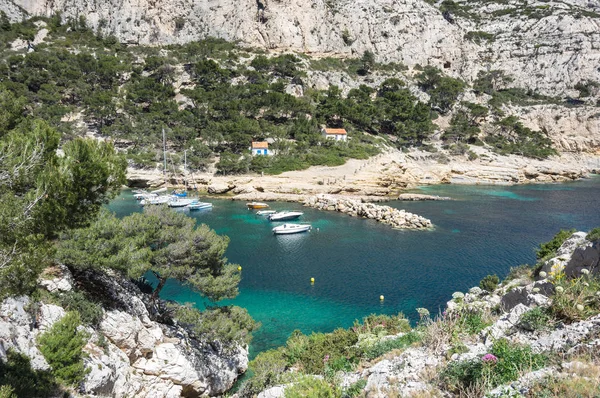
[188,203,213,210]
[247,202,269,209]
[272,224,311,235]
[268,212,303,221]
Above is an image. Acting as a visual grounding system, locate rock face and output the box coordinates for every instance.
[0,267,248,398]
[4,0,600,98]
[304,194,433,229]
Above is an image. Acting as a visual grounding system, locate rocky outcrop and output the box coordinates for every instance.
[304,194,433,229]
[4,0,600,99]
[397,193,451,201]
[0,267,248,397]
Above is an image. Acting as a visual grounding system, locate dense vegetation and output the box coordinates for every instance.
[0,12,563,179]
[0,66,257,394]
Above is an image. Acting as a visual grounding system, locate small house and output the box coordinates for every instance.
[321,127,348,142]
[251,141,270,156]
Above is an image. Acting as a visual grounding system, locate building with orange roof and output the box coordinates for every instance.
[321,127,348,142]
[251,141,270,156]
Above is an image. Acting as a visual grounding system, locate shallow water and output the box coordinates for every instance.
[108,176,600,356]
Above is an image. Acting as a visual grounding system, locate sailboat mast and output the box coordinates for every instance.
[162,128,167,182]
[184,149,187,190]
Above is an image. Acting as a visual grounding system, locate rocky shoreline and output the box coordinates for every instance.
[303,195,433,230]
[0,266,248,397]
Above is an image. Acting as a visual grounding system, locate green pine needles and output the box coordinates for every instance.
[37,312,89,386]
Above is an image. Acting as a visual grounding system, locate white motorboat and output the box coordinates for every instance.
[272,223,312,235]
[140,195,171,206]
[188,202,213,210]
[134,192,157,200]
[168,198,198,208]
[256,210,277,216]
[268,211,304,221]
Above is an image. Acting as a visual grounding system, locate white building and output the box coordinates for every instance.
[321,127,348,142]
[251,141,271,156]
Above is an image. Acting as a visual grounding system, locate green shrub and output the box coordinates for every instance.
[479,274,500,292]
[171,304,259,348]
[0,385,15,398]
[239,349,288,397]
[287,328,359,374]
[284,376,341,398]
[519,307,552,331]
[550,276,600,322]
[504,264,532,282]
[441,339,547,392]
[460,312,491,335]
[37,311,89,386]
[0,350,58,397]
[342,379,366,398]
[536,229,576,261]
[586,227,600,242]
[58,291,103,327]
[353,313,411,336]
[362,331,421,360]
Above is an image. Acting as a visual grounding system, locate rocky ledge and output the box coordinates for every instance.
[0,266,248,397]
[303,195,433,230]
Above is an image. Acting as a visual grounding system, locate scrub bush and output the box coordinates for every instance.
[37,311,89,386]
[479,274,500,292]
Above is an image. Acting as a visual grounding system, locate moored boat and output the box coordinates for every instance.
[268,211,304,221]
[247,202,269,209]
[168,198,198,208]
[272,223,312,235]
[188,202,213,210]
[140,195,171,206]
[256,210,277,216]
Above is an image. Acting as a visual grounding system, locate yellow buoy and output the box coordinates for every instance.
[238,266,242,271]
[380,295,385,301]
[310,277,315,283]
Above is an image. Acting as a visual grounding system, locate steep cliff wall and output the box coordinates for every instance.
[3,0,600,97]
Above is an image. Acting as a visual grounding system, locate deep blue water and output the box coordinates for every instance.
[108,176,600,356]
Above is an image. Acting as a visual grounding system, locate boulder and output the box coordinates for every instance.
[208,184,234,194]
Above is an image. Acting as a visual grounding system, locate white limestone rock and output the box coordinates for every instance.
[0,297,50,371]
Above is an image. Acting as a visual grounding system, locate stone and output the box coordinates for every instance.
[208,184,234,194]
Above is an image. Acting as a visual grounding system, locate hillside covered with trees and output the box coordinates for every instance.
[0,13,563,177]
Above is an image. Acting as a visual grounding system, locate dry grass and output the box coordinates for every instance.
[528,357,600,397]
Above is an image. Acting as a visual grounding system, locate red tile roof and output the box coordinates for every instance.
[323,128,347,135]
[252,141,269,149]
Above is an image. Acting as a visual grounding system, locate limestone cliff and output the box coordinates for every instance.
[2,0,599,98]
[0,266,248,397]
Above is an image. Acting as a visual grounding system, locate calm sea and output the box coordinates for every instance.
[108,176,600,356]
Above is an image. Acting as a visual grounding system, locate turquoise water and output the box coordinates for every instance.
[108,176,600,356]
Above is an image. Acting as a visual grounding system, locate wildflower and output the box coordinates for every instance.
[555,286,564,293]
[482,353,498,364]
[452,292,465,300]
[323,355,330,363]
[583,282,589,287]
[539,271,547,278]
[581,269,590,275]
[576,304,584,311]
[532,287,540,293]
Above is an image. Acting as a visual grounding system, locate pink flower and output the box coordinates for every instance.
[482,354,498,364]
[323,355,330,363]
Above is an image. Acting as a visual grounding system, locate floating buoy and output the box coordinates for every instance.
[238,266,242,271]
[380,295,385,301]
[310,277,315,283]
